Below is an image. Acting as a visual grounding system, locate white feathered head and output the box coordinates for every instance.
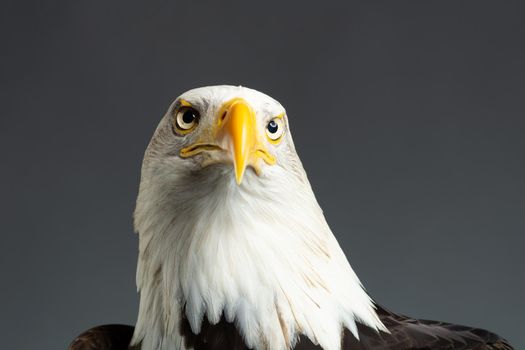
[132,86,385,350]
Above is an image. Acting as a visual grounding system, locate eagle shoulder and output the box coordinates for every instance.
[68,324,135,350]
[341,305,514,350]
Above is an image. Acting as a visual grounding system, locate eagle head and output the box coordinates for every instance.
[132,86,385,350]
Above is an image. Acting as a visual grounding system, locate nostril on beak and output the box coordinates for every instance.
[220,111,228,122]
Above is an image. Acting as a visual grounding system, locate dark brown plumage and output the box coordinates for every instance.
[342,305,513,350]
[68,325,136,350]
[68,305,513,350]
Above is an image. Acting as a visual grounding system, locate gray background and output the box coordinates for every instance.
[1,1,523,349]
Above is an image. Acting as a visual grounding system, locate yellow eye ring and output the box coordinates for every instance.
[265,117,284,143]
[173,106,200,135]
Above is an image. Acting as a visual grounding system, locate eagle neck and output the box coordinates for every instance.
[132,167,385,350]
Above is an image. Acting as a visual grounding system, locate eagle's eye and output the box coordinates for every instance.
[265,117,284,143]
[174,107,200,134]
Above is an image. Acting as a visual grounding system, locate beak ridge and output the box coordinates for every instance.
[220,99,257,184]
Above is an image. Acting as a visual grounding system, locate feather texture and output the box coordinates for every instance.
[68,305,513,350]
[132,86,385,350]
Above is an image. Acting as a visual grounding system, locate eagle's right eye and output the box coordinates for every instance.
[265,117,284,143]
[174,107,200,134]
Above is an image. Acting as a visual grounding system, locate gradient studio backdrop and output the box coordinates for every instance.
[1,1,524,349]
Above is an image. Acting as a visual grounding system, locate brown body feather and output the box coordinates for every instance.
[68,305,513,350]
[69,325,136,350]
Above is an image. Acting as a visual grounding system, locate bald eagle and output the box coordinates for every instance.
[69,86,513,350]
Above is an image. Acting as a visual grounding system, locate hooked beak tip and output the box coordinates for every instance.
[235,172,244,185]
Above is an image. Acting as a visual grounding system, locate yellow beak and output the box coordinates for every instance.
[219,99,257,184]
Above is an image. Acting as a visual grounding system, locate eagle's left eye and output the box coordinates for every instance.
[174,107,200,134]
[266,118,284,142]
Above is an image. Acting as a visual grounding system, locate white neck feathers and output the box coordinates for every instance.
[132,162,385,350]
